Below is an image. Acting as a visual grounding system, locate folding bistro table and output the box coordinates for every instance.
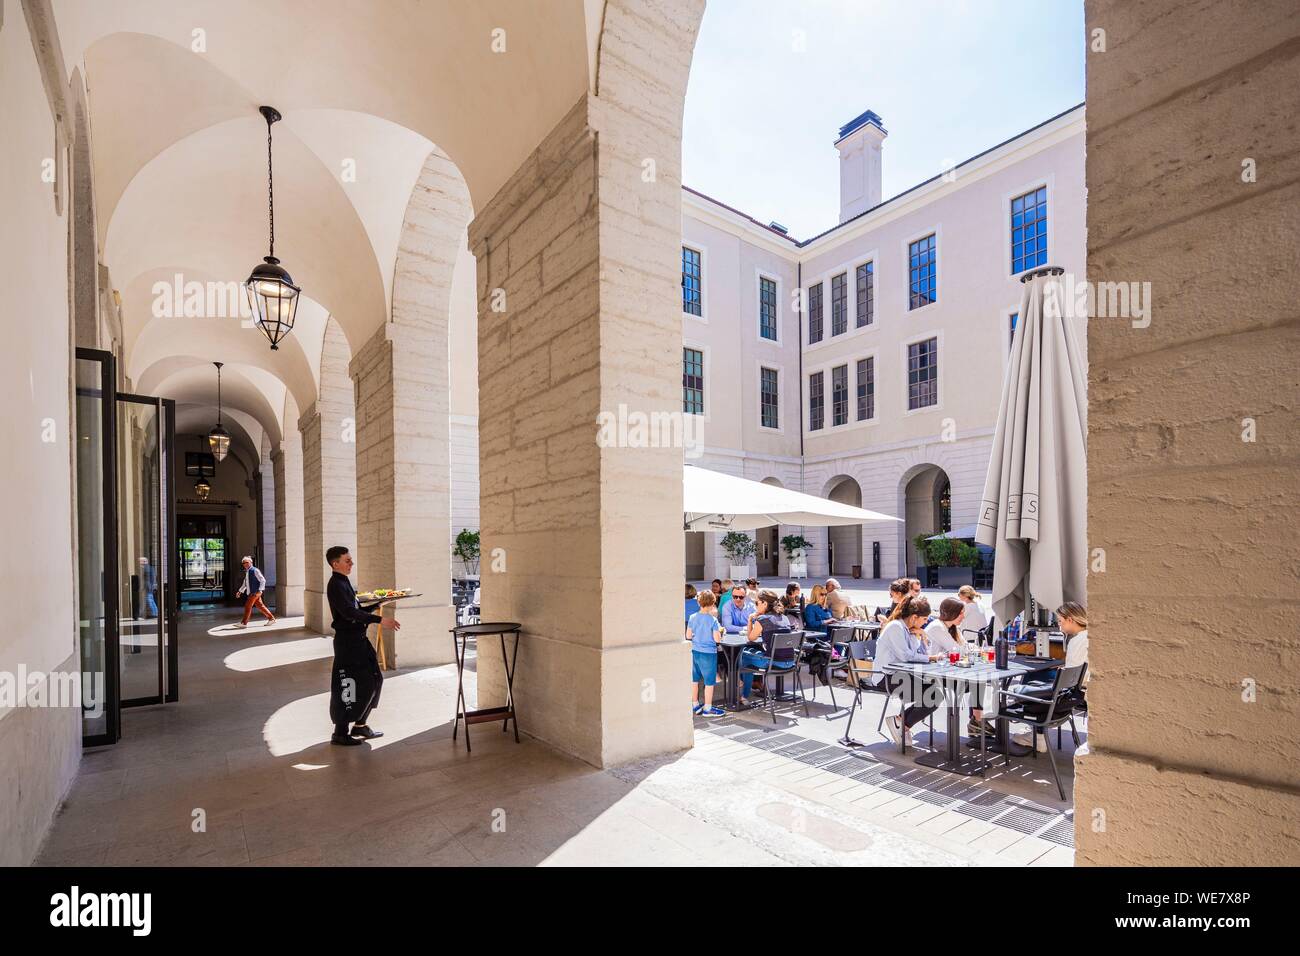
[880,656,1058,776]
[450,622,522,752]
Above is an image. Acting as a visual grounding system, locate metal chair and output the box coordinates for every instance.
[994,663,1087,799]
[876,667,936,752]
[820,623,857,712]
[736,630,809,724]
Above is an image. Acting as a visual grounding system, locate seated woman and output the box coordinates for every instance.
[956,585,990,640]
[924,598,966,654]
[874,578,909,622]
[873,596,943,746]
[803,583,832,633]
[739,590,797,704]
[685,583,700,623]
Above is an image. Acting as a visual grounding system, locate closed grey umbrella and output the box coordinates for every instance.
[976,269,1088,628]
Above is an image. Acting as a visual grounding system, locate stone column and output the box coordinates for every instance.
[300,320,358,633]
[271,422,305,617]
[257,438,277,586]
[467,0,705,768]
[701,532,729,584]
[1075,0,1300,864]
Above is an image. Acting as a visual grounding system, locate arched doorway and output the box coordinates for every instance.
[902,465,951,578]
[824,475,863,577]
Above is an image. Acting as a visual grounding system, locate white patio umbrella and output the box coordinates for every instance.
[925,524,979,541]
[975,267,1088,627]
[683,465,900,531]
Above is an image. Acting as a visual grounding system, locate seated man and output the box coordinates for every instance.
[720,585,755,634]
[825,578,863,621]
[1010,602,1089,751]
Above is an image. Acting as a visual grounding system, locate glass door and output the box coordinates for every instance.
[117,393,177,707]
[179,516,228,604]
[74,349,120,745]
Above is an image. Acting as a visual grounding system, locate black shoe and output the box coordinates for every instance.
[330,733,364,746]
[350,725,384,739]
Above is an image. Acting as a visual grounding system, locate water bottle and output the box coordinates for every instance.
[995,635,1008,669]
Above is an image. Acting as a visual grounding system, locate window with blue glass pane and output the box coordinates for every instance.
[809,371,824,430]
[808,282,823,344]
[760,367,779,428]
[1009,312,1018,353]
[831,273,848,336]
[832,365,848,425]
[856,357,874,420]
[682,246,702,315]
[759,276,777,340]
[1010,187,1047,274]
[683,347,704,414]
[856,261,873,327]
[907,338,938,410]
[908,234,936,310]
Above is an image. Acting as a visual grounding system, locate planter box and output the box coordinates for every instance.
[788,560,808,578]
[728,564,751,580]
[936,566,975,589]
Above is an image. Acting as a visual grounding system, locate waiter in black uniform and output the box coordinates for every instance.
[325,545,400,746]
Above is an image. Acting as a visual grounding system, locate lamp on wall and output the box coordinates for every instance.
[244,106,300,351]
[208,361,231,462]
[194,476,212,501]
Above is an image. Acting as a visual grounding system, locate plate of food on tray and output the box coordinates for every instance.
[356,587,416,602]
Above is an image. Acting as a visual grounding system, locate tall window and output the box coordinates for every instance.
[682,246,702,316]
[1011,186,1047,274]
[856,357,875,421]
[759,276,777,340]
[1009,311,1019,353]
[856,261,874,327]
[939,479,952,532]
[809,371,824,430]
[683,347,704,414]
[908,234,937,310]
[807,282,823,344]
[831,365,848,426]
[831,273,848,336]
[907,338,939,410]
[760,367,779,429]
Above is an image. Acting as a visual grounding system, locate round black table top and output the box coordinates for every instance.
[450,621,521,636]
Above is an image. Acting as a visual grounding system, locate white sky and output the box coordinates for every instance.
[682,0,1086,239]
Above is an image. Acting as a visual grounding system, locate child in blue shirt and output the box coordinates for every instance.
[686,589,725,717]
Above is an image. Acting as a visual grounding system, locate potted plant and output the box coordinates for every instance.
[720,531,757,580]
[453,528,481,578]
[781,534,811,578]
[913,532,934,584]
[927,537,981,588]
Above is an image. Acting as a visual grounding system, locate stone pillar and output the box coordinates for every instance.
[348,149,466,667]
[467,0,705,768]
[1077,0,1300,863]
[702,532,729,583]
[300,320,358,633]
[257,438,277,587]
[271,420,305,617]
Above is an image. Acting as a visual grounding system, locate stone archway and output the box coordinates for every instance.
[900,464,951,579]
[824,475,864,577]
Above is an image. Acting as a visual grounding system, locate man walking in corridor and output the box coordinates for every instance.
[235,556,276,627]
[325,546,399,746]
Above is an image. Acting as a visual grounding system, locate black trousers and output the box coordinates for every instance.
[329,631,383,732]
[885,675,937,730]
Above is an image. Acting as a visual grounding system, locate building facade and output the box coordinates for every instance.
[678,104,1087,582]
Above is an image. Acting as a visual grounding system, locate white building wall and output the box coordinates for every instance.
[452,107,1087,586]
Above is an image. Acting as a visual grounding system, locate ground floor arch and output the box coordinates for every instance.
[901,463,951,579]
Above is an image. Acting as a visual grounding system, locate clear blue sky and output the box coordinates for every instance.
[682,0,1085,239]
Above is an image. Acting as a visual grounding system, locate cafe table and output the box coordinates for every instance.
[879,655,1058,777]
[717,633,750,707]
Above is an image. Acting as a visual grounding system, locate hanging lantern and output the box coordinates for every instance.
[244,106,300,350]
[194,477,212,501]
[208,361,231,461]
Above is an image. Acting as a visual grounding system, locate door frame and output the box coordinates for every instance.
[75,348,121,747]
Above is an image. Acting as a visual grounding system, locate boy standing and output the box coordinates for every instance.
[687,589,725,717]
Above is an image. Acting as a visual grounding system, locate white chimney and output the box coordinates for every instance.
[835,110,887,223]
